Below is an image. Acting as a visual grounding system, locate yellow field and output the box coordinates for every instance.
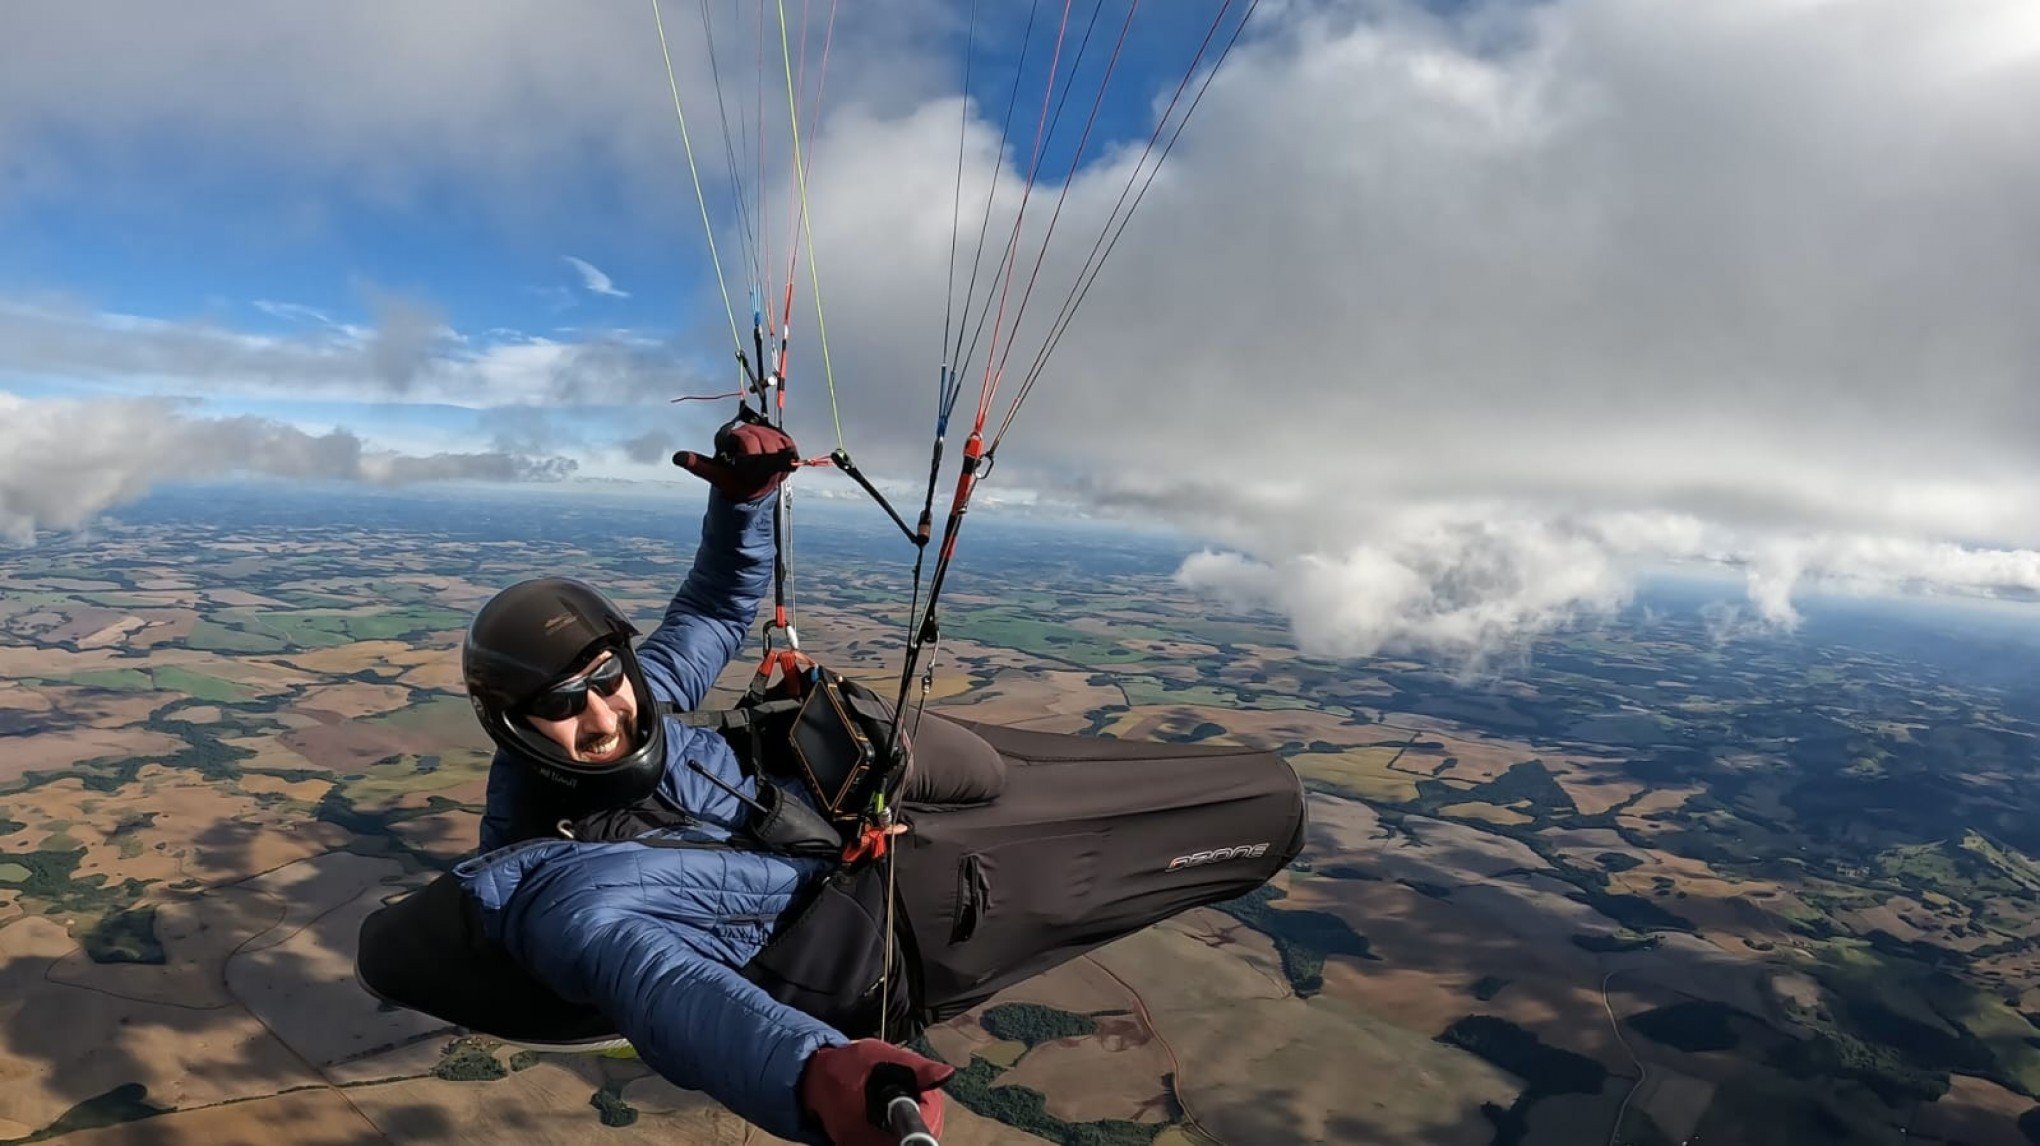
[1439,800,1534,826]
[978,1039,1029,1068]
[1092,920,1522,1146]
[1289,746,1437,802]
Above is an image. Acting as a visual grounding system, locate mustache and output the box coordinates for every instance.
[576,721,633,754]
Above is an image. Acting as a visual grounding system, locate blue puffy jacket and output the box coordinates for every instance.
[456,492,846,1144]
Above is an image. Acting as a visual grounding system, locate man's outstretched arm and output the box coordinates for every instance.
[479,843,844,1144]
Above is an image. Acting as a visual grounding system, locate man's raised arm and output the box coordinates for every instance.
[634,418,798,710]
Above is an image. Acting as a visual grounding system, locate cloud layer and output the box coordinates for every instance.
[0,297,707,408]
[781,0,2040,653]
[0,393,573,544]
[7,1,2040,654]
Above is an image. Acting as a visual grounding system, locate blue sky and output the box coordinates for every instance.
[0,2,1265,486]
[0,2,1246,352]
[0,1,1272,510]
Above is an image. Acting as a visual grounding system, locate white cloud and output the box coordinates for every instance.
[762,0,2040,657]
[1174,508,1636,661]
[251,300,341,327]
[564,255,630,299]
[0,392,575,545]
[0,2,954,231]
[7,1,2040,656]
[1174,503,2040,652]
[0,296,711,408]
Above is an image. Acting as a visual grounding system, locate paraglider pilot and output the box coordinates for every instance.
[385,418,952,1146]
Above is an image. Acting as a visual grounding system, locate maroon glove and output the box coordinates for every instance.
[799,1039,953,1146]
[675,418,799,502]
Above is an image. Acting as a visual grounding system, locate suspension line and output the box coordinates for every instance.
[652,0,744,356]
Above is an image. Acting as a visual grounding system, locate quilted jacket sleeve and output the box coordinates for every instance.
[634,490,776,711]
[483,843,846,1144]
[477,750,556,853]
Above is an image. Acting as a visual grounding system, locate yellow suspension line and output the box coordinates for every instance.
[653,0,744,358]
[774,0,845,449]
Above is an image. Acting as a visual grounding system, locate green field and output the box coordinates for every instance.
[950,609,1150,667]
[64,669,155,691]
[151,666,257,703]
[185,618,291,653]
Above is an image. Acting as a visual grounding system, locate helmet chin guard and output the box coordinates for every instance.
[463,578,667,815]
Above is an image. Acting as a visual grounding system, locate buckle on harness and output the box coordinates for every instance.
[756,619,815,699]
[843,821,906,864]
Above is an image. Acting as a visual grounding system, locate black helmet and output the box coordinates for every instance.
[462,577,666,814]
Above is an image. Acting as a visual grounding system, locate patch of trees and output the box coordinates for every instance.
[1407,761,1580,829]
[1081,705,1129,737]
[1438,1016,1607,1099]
[942,1056,1167,1146]
[316,788,405,840]
[1621,748,1707,785]
[1570,887,1695,934]
[590,1082,638,1127]
[108,812,157,837]
[1625,1002,1742,1052]
[1836,994,2001,1083]
[163,733,256,783]
[1595,852,1643,873]
[1471,976,1509,1002]
[1213,883,1375,996]
[82,906,166,965]
[1863,928,1963,966]
[431,1038,506,1082]
[981,1003,1098,1048]
[1571,932,1660,954]
[0,847,86,899]
[1769,1030,1949,1105]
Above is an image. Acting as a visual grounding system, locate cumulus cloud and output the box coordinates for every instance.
[564,256,630,299]
[1173,505,2040,656]
[0,392,574,544]
[1176,518,1631,662]
[0,2,952,230]
[760,0,2040,657]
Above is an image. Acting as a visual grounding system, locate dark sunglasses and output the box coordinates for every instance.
[523,655,627,722]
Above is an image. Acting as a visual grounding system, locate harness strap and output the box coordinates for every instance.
[659,698,803,729]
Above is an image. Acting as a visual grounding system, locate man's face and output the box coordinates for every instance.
[523,649,640,765]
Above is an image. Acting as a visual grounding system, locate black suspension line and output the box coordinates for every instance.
[998,0,1257,448]
[945,0,1045,376]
